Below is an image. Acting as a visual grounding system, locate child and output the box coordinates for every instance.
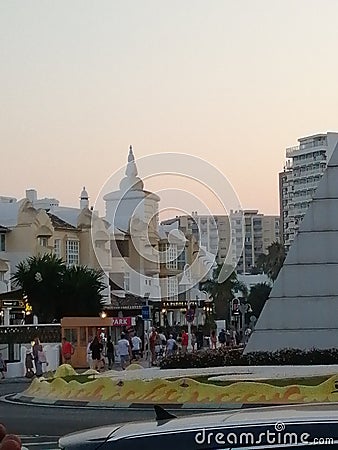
[0,353,6,380]
[25,351,35,378]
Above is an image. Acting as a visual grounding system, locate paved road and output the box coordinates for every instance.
[0,380,232,449]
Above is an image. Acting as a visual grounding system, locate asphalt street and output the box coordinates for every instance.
[0,380,226,449]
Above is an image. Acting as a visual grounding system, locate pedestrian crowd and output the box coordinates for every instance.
[15,325,252,379]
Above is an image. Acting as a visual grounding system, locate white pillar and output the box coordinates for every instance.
[3,308,10,326]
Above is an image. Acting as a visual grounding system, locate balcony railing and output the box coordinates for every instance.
[286,145,300,157]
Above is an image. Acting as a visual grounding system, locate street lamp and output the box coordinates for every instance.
[179,264,193,352]
[197,290,209,326]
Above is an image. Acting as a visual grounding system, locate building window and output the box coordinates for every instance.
[168,277,178,300]
[166,244,178,269]
[0,234,5,252]
[38,237,48,247]
[66,240,79,266]
[54,239,61,258]
[0,272,4,282]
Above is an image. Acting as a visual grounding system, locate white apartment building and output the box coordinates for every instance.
[234,210,280,274]
[280,132,338,251]
[190,213,230,265]
[162,211,280,275]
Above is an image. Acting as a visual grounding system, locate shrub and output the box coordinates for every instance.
[160,347,338,369]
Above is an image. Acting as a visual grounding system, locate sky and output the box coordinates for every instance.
[1,0,338,215]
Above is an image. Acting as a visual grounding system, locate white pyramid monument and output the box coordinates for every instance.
[245,142,338,352]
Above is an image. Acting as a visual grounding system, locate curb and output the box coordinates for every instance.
[5,393,246,410]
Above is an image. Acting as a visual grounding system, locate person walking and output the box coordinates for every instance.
[149,328,157,365]
[61,337,74,365]
[166,334,177,356]
[32,338,42,377]
[106,336,115,370]
[191,332,197,352]
[90,336,103,371]
[131,333,142,361]
[86,337,93,369]
[0,354,6,380]
[218,329,226,347]
[25,350,34,378]
[196,327,204,350]
[181,330,189,354]
[210,330,217,349]
[117,333,131,370]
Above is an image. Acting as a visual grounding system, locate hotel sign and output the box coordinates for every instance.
[1,300,25,308]
[111,317,132,327]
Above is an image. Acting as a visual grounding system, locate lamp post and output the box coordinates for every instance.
[179,264,193,352]
[198,290,209,326]
[239,301,252,337]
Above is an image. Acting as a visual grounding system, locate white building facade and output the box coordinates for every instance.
[280,132,338,251]
[163,211,279,275]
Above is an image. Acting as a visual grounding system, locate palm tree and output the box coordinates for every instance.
[256,241,286,281]
[247,282,272,319]
[60,266,106,317]
[12,255,105,321]
[200,264,243,320]
[12,254,65,322]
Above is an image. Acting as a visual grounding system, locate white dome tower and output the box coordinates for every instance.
[103,145,160,232]
[80,186,89,209]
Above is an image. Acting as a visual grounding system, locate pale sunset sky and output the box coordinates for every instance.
[1,0,338,215]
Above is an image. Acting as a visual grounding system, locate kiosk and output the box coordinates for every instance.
[61,316,136,368]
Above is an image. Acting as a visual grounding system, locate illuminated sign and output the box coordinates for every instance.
[1,300,25,308]
[111,317,132,327]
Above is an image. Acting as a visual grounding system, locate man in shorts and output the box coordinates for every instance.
[131,333,142,361]
[117,333,131,370]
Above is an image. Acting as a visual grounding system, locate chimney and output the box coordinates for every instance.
[26,189,37,204]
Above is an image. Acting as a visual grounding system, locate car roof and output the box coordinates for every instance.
[109,403,338,440]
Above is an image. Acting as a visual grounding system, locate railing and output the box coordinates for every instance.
[286,140,327,157]
[286,145,300,157]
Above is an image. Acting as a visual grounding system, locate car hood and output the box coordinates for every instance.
[59,425,121,449]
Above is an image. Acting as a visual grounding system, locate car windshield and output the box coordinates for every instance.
[1,1,338,449]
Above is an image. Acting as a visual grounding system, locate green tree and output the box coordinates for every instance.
[200,264,243,320]
[247,282,272,319]
[12,254,105,322]
[60,266,106,317]
[12,254,64,322]
[256,241,286,281]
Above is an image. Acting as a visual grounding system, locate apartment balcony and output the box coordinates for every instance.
[286,140,327,158]
[94,247,112,271]
[111,256,129,272]
[293,168,324,178]
[144,260,160,276]
[286,145,300,157]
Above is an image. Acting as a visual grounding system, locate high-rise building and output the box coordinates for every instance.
[162,210,280,274]
[280,132,338,251]
[234,210,280,274]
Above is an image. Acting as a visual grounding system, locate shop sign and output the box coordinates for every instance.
[111,317,132,327]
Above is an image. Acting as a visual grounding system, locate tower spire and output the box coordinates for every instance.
[80,186,89,209]
[120,145,144,191]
